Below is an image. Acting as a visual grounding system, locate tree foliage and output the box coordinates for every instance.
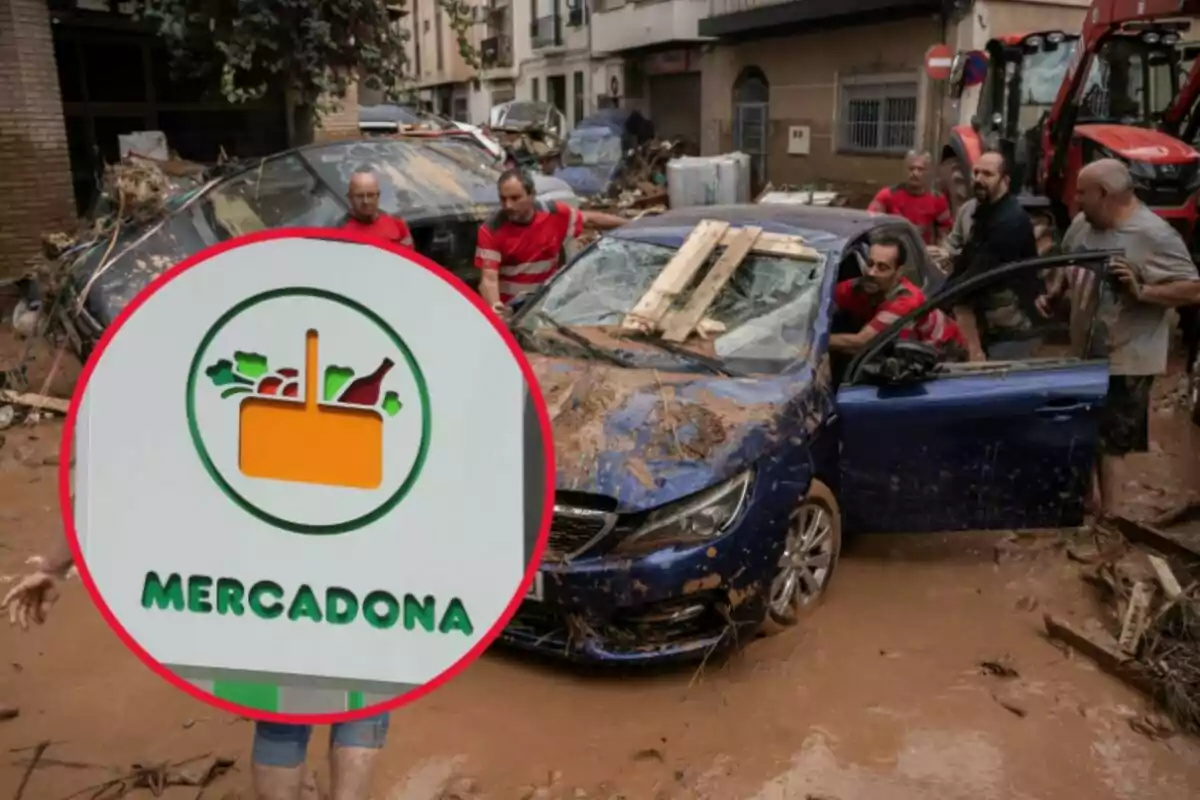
[139,0,480,113]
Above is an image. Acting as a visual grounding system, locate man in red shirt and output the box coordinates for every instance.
[867,150,951,245]
[830,232,966,357]
[476,169,627,314]
[339,169,415,247]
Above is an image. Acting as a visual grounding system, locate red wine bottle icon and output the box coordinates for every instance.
[337,358,395,406]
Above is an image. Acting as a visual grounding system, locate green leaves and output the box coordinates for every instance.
[205,359,253,387]
[139,0,482,130]
[382,391,403,418]
[235,351,269,379]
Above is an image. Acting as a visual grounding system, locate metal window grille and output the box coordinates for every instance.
[838,80,918,154]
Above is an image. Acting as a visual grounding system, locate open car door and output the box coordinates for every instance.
[834,251,1119,534]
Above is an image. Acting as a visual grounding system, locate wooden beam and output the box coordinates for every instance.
[1043,614,1155,694]
[622,220,730,331]
[737,230,821,261]
[1114,515,1200,563]
[662,226,761,343]
[0,391,71,415]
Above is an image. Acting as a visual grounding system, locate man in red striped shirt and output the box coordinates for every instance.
[476,169,626,314]
[829,232,966,358]
[340,169,415,248]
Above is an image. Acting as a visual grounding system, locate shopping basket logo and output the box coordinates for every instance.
[186,288,431,535]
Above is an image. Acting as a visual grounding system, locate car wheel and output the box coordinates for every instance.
[760,479,843,636]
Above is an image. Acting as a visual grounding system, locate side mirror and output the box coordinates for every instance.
[948,54,967,99]
[860,339,940,386]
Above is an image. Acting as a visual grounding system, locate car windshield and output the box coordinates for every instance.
[516,235,831,374]
[198,139,502,238]
[1079,36,1179,123]
[564,130,622,166]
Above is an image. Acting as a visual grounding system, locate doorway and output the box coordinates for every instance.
[733,66,770,190]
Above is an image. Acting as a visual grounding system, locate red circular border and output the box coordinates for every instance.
[58,227,556,725]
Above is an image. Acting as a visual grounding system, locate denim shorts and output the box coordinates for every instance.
[252,714,391,768]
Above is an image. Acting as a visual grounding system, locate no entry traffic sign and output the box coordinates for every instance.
[925,43,954,81]
[64,228,554,723]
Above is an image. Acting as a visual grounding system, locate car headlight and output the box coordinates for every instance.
[611,471,752,556]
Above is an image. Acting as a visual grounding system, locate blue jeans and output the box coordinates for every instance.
[252,714,391,768]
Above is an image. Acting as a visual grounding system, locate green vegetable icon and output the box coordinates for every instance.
[205,350,403,417]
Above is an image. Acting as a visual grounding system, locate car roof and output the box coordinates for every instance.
[610,204,908,251]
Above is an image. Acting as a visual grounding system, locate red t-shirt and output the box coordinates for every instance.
[475,201,584,303]
[868,186,951,245]
[340,213,414,248]
[834,277,965,350]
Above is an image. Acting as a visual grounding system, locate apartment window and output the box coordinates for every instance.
[532,77,540,101]
[573,71,585,125]
[838,74,918,154]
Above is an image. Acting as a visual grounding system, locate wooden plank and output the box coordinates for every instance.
[1043,614,1156,694]
[1147,554,1184,601]
[622,220,730,331]
[0,391,70,415]
[739,230,822,261]
[1117,581,1153,655]
[662,226,762,343]
[1114,515,1200,563]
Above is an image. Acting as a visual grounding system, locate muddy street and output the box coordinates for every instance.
[0,384,1199,799]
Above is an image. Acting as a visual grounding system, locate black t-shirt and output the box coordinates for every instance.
[951,193,1042,345]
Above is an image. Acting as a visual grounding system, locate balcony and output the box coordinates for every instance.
[591,0,712,55]
[530,15,563,49]
[699,0,941,38]
[481,35,514,69]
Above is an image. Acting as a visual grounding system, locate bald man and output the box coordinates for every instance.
[340,169,415,248]
[1042,158,1200,519]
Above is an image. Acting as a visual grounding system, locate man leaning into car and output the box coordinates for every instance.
[829,231,966,358]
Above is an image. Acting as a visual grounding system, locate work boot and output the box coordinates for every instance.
[328,745,380,800]
[253,764,306,800]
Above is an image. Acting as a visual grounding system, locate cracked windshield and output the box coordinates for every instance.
[518,235,829,373]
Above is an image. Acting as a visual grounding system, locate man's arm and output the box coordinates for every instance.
[394,217,415,249]
[866,187,891,214]
[828,297,911,354]
[475,227,504,309]
[828,326,880,354]
[953,305,986,361]
[580,209,627,230]
[1119,226,1200,308]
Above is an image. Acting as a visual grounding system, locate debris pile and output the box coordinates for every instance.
[10,742,236,800]
[494,125,564,172]
[1046,516,1200,736]
[754,182,847,207]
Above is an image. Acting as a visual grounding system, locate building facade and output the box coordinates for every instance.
[590,0,711,147]
[516,0,619,128]
[696,0,1094,191]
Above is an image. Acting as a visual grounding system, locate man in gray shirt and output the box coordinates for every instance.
[1042,159,1200,518]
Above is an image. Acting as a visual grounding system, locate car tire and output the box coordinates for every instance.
[760,478,843,636]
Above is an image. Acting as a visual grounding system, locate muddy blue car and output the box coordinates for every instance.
[501,204,1116,664]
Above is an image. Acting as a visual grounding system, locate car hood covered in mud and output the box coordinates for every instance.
[528,353,832,514]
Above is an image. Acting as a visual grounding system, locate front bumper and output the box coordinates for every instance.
[498,508,787,665]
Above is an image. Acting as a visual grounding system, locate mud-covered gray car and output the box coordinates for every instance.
[60,136,577,357]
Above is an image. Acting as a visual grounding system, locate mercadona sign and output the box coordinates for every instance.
[66,230,552,721]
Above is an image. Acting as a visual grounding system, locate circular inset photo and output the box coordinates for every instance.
[63,229,554,723]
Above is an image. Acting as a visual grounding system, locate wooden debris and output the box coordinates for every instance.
[1148,554,1184,601]
[730,229,820,261]
[0,391,69,415]
[662,225,761,343]
[622,220,730,332]
[1113,516,1200,563]
[1117,581,1154,655]
[1043,614,1155,694]
[1152,499,1200,529]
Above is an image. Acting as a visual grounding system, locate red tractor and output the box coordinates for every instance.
[940,0,1200,243]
